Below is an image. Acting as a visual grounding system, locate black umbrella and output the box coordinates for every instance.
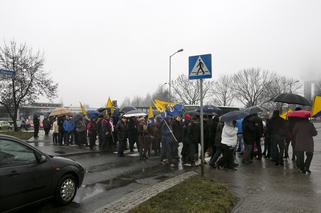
[274,93,311,106]
[196,105,221,114]
[220,111,249,122]
[121,106,137,113]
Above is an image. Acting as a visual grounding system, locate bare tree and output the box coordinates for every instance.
[231,68,274,107]
[0,41,58,130]
[209,75,234,106]
[131,96,145,107]
[171,74,213,105]
[120,97,131,108]
[152,84,169,101]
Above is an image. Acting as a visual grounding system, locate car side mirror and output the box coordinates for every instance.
[39,154,47,163]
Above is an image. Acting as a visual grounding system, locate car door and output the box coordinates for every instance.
[0,138,52,212]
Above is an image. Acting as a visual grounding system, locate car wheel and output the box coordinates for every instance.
[55,174,77,205]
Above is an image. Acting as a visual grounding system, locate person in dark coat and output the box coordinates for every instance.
[33,114,40,138]
[266,110,287,166]
[43,117,51,136]
[292,117,317,174]
[242,115,256,164]
[171,116,183,161]
[209,120,224,168]
[150,117,161,155]
[252,114,264,160]
[101,114,112,151]
[116,116,127,157]
[127,117,138,152]
[137,117,151,160]
[75,116,87,147]
[188,116,201,163]
[87,118,97,150]
[57,116,65,145]
[160,117,174,165]
[181,114,192,164]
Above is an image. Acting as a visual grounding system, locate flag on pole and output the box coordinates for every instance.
[106,97,114,115]
[280,109,293,120]
[312,96,321,117]
[148,105,154,119]
[153,99,176,112]
[80,102,90,120]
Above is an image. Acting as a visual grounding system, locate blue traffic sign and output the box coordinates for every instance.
[188,54,212,80]
[0,68,16,77]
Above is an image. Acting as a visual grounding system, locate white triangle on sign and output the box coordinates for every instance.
[190,56,210,76]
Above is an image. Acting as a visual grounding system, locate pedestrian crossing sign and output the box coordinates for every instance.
[188,54,212,80]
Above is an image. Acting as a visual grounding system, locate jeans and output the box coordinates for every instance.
[237,134,244,153]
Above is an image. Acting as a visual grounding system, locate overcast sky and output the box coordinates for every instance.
[1,0,321,107]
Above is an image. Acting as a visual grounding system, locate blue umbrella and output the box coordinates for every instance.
[87,110,99,119]
[220,111,249,122]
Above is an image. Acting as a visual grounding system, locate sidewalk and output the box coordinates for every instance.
[27,130,102,157]
[205,122,321,213]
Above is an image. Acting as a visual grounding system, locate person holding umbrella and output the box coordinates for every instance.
[266,110,287,166]
[292,111,317,174]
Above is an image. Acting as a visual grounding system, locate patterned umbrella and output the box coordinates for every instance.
[49,107,72,117]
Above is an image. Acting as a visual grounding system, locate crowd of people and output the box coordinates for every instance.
[42,108,318,173]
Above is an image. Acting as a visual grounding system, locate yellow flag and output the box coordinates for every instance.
[106,97,114,114]
[280,109,293,120]
[312,96,321,117]
[148,105,154,119]
[80,102,89,120]
[153,99,176,112]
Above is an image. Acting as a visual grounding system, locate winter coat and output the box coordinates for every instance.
[266,116,287,139]
[75,119,87,133]
[243,115,263,145]
[101,118,112,136]
[214,122,224,146]
[87,120,97,135]
[43,118,51,130]
[116,120,128,141]
[221,122,238,147]
[63,119,75,133]
[188,121,200,144]
[172,120,183,142]
[236,119,243,134]
[293,120,317,152]
[53,121,59,133]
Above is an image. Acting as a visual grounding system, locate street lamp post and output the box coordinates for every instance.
[169,49,183,101]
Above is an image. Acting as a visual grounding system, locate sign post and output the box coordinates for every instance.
[188,54,212,176]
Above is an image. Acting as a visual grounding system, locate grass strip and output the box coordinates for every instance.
[1,131,34,140]
[130,175,236,213]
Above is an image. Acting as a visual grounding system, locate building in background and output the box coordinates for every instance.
[304,81,321,102]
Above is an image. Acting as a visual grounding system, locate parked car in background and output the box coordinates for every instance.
[0,134,85,212]
[0,121,12,130]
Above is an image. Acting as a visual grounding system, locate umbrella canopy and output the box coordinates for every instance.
[87,110,99,119]
[220,111,249,122]
[121,106,137,113]
[243,106,264,115]
[49,107,72,117]
[123,109,147,118]
[287,110,311,118]
[274,93,311,106]
[196,105,221,114]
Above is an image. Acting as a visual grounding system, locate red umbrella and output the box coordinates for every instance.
[287,110,311,118]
